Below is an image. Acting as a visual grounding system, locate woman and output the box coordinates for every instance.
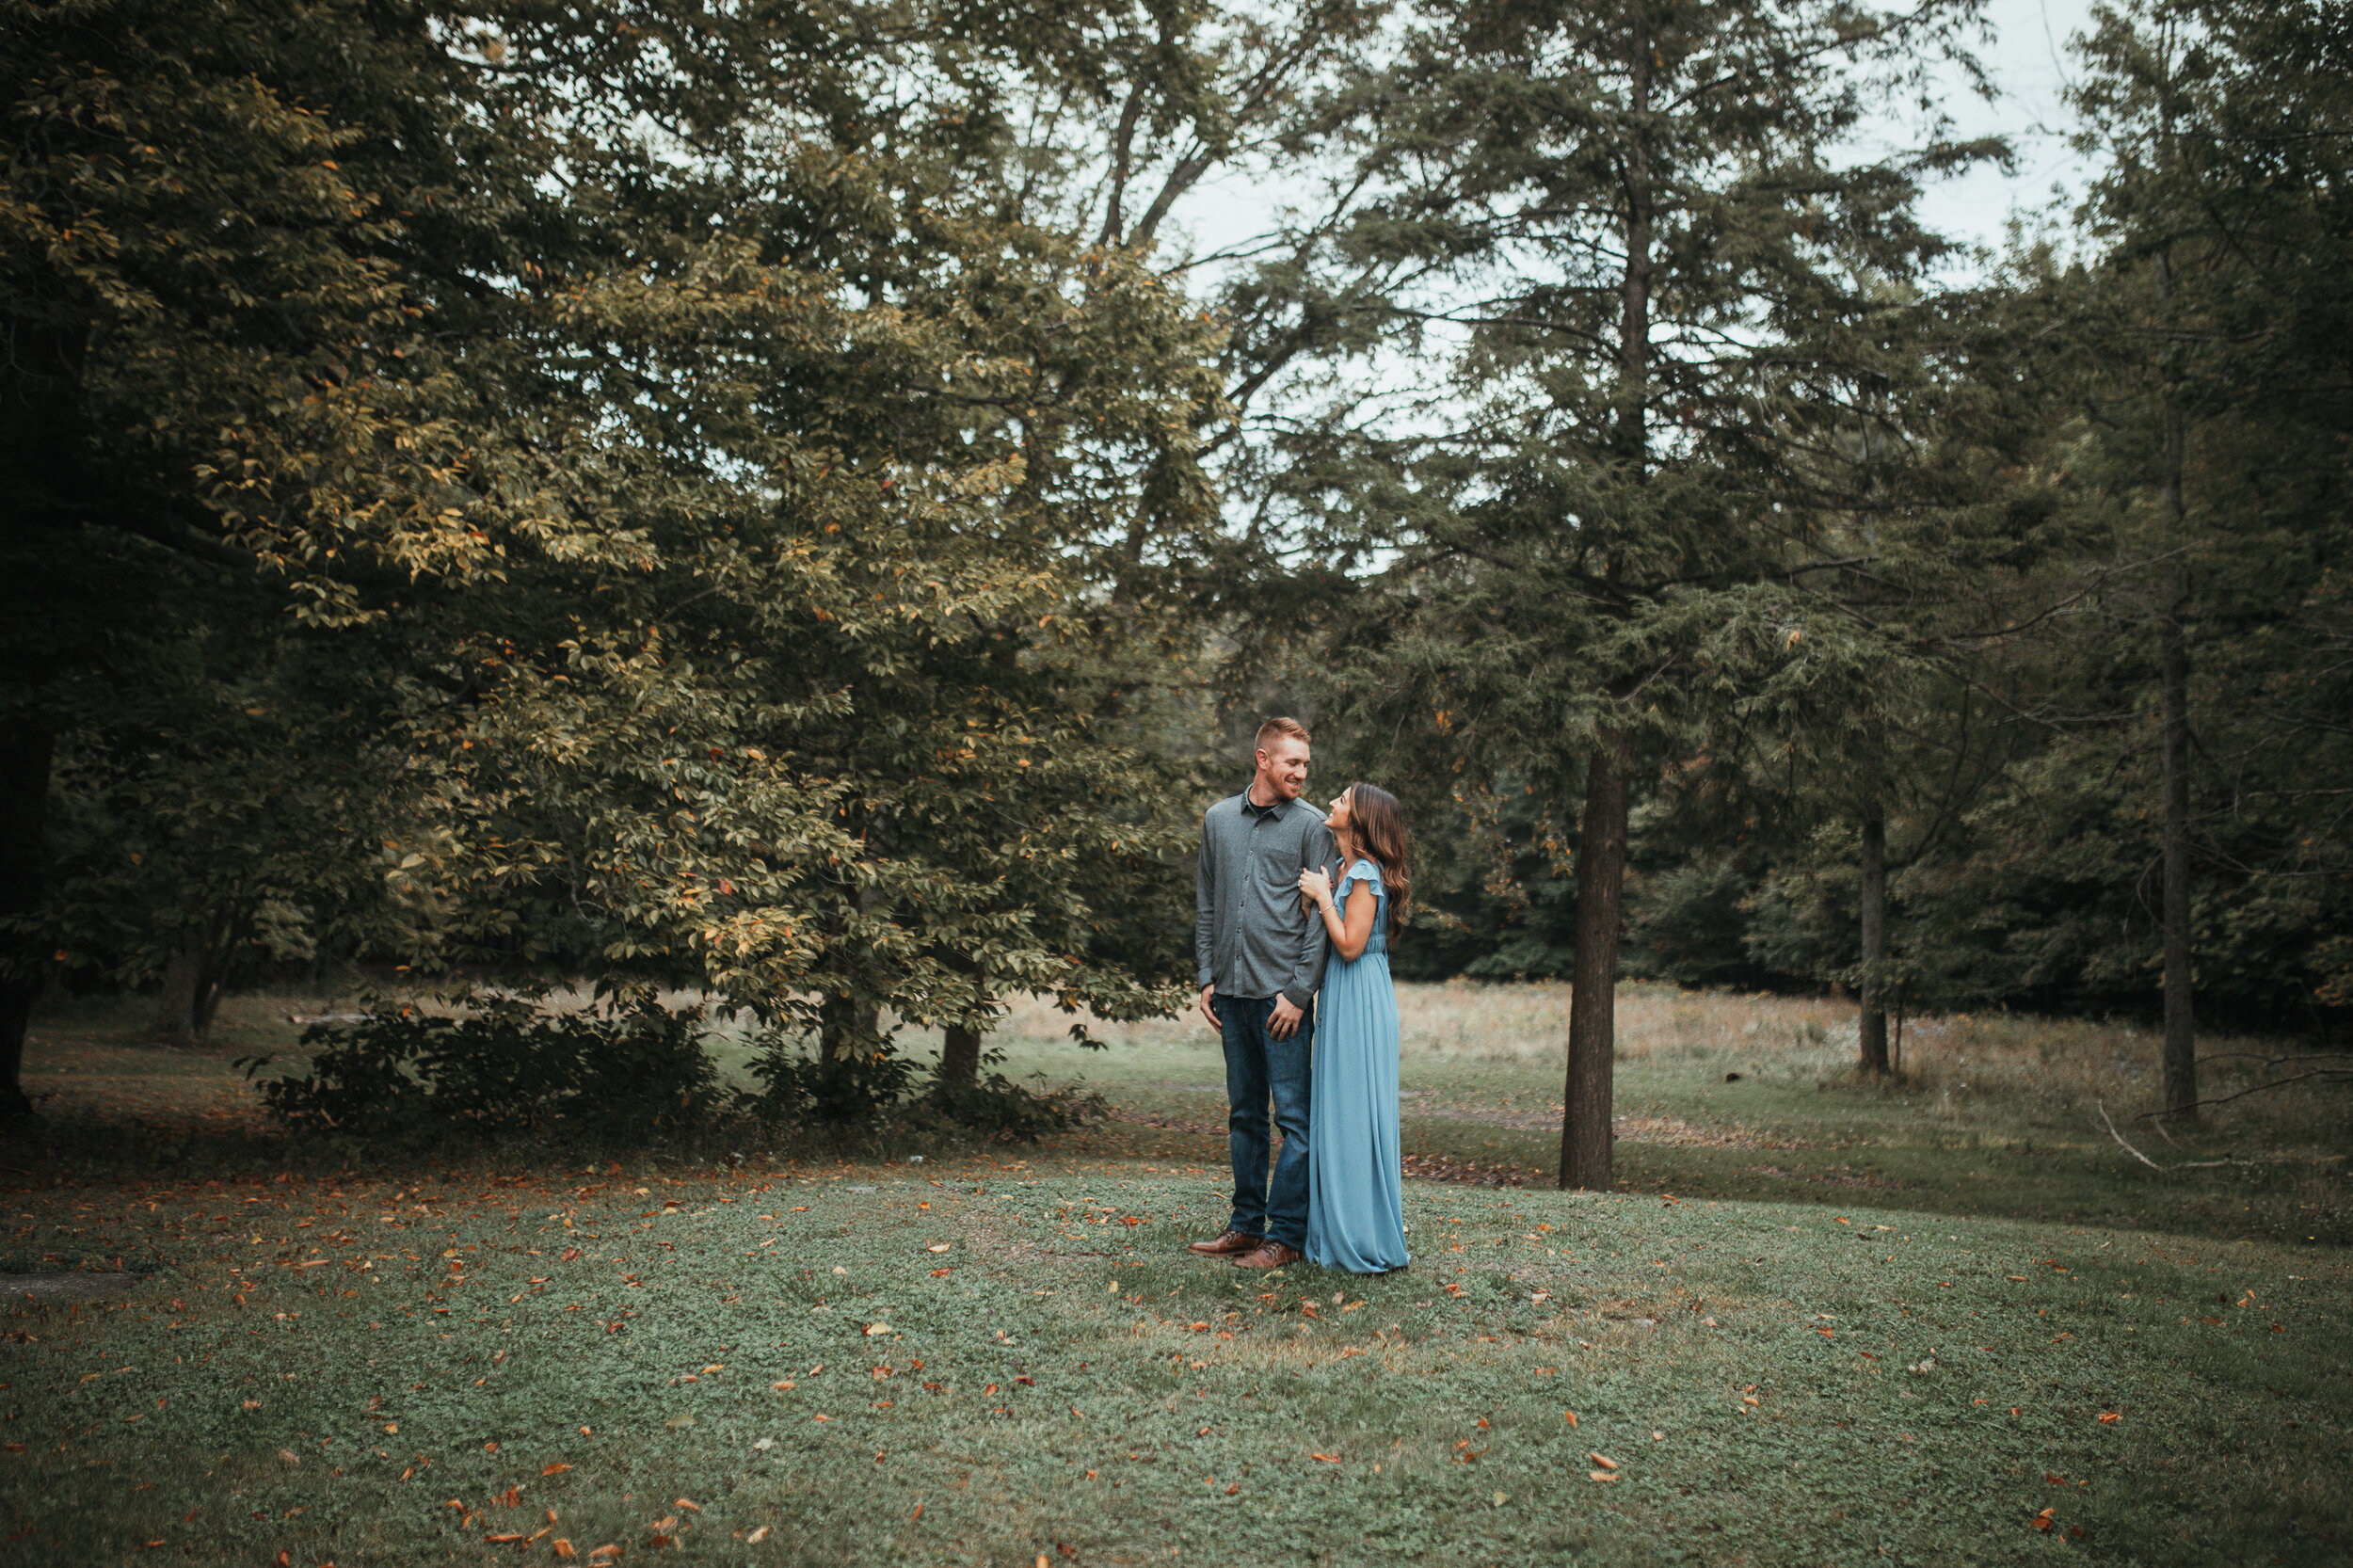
[1297,782,1412,1274]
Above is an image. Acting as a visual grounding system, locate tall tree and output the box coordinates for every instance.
[2025,0,2353,1099]
[1288,0,1996,1187]
[3,0,1263,1110]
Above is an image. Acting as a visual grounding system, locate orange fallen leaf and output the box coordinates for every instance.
[1563,1410,1578,1426]
[543,1464,571,1477]
[745,1526,770,1544]
[1590,1452,1619,1470]
[2097,1413,2121,1425]
[485,1532,526,1544]
[2032,1508,2057,1532]
[1310,1453,1341,1462]
[1588,1471,1619,1483]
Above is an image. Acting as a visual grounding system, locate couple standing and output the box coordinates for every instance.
[1187,717,1413,1275]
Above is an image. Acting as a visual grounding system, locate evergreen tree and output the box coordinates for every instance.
[1286,0,1998,1186]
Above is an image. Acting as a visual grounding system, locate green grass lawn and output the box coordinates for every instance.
[2,987,2347,1564]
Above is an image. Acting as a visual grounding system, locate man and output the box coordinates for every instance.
[1188,716,1336,1271]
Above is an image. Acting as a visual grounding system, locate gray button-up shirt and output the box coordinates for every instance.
[1195,787,1336,1009]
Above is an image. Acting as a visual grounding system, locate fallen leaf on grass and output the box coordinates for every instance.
[1590,1452,1619,1470]
[865,1323,892,1336]
[2032,1508,2057,1533]
[1563,1410,1578,1426]
[1310,1453,1340,1463]
[1588,1471,1618,1483]
[543,1464,571,1477]
[2097,1413,2121,1425]
[926,1244,950,1253]
[746,1526,770,1543]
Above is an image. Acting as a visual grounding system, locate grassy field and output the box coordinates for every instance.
[1,984,2346,1565]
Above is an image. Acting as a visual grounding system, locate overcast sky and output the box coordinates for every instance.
[1167,0,2108,282]
[1913,0,2103,266]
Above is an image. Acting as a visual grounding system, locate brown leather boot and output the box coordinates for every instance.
[1187,1228,1262,1257]
[1231,1240,1303,1271]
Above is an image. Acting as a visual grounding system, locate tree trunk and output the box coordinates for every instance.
[940,951,983,1084]
[1556,18,1652,1194]
[818,991,879,1064]
[1561,731,1628,1192]
[2160,588,2196,1118]
[1857,798,1889,1075]
[0,720,50,1116]
[2154,244,2197,1121]
[150,948,205,1044]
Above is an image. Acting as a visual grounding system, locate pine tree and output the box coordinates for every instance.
[1280,0,1999,1186]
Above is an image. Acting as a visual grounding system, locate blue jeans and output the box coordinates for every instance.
[1218,993,1314,1250]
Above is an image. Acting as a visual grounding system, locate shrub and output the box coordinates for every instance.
[244,999,718,1142]
[743,1032,1102,1142]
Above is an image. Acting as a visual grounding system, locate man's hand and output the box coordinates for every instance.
[1268,994,1305,1039]
[1197,984,1221,1030]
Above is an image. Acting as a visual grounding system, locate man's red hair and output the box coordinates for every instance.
[1255,716,1311,751]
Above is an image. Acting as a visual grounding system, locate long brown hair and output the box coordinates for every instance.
[1342,782,1412,939]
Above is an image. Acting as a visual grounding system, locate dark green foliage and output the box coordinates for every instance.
[1623,858,1778,992]
[918,1067,1106,1143]
[744,1038,924,1130]
[245,1000,718,1143]
[745,1035,1101,1140]
[1385,786,1579,983]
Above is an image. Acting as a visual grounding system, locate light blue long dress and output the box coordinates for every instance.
[1305,858,1411,1274]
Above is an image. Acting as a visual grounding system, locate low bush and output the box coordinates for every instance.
[744,1033,1103,1141]
[246,1001,1103,1147]
[242,999,718,1142]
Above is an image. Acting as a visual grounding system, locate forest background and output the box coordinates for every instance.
[4,0,2347,1186]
